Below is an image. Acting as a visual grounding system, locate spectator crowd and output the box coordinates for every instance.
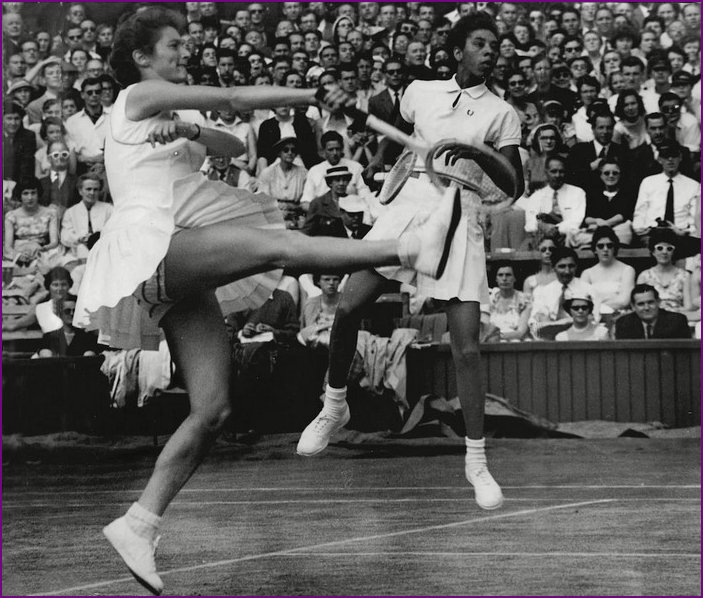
[2,1,700,356]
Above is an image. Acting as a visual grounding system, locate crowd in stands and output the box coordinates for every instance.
[2,1,700,359]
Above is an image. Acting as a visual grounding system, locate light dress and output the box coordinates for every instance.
[364,77,521,302]
[74,84,284,350]
[637,267,688,311]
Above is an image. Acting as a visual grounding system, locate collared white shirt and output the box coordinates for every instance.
[50,170,67,186]
[633,172,700,234]
[300,157,377,223]
[675,112,700,152]
[572,106,594,143]
[592,139,610,158]
[64,107,111,162]
[400,76,521,152]
[60,200,113,259]
[518,183,586,235]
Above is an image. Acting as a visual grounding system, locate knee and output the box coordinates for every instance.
[191,400,232,436]
[335,298,365,323]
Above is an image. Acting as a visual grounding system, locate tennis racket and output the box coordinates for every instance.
[329,99,520,213]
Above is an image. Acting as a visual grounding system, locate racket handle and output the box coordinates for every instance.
[314,86,368,124]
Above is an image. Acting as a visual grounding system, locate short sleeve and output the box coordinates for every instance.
[487,105,522,149]
[400,81,418,125]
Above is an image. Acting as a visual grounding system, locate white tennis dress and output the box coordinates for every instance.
[74,84,284,350]
[365,77,521,302]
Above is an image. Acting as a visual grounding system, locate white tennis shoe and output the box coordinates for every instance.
[296,403,351,456]
[399,185,461,279]
[103,516,163,595]
[466,465,504,510]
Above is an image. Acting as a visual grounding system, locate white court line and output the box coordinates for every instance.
[4,484,700,496]
[279,551,703,559]
[4,497,701,509]
[30,499,613,596]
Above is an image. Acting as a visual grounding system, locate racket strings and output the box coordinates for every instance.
[378,150,417,205]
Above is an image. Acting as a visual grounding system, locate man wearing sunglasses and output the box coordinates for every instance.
[633,141,700,256]
[39,140,79,216]
[65,77,110,175]
[615,284,691,339]
[658,92,701,156]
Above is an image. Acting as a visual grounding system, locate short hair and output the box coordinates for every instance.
[611,27,640,46]
[576,75,600,93]
[589,110,615,127]
[550,246,578,267]
[667,45,686,60]
[321,130,344,147]
[338,61,357,76]
[561,34,583,50]
[590,224,620,255]
[621,56,644,71]
[80,76,102,92]
[658,91,682,107]
[631,283,659,303]
[447,13,499,54]
[273,37,291,50]
[216,48,235,62]
[3,103,26,118]
[200,15,220,31]
[78,172,102,190]
[39,116,66,141]
[545,153,567,170]
[561,7,581,20]
[490,260,515,285]
[645,111,666,126]
[43,267,73,292]
[614,90,645,120]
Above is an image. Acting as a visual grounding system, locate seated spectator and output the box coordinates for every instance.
[339,195,372,239]
[636,228,693,314]
[529,246,600,340]
[256,136,307,229]
[39,140,80,218]
[36,295,101,358]
[201,154,253,191]
[632,141,700,254]
[566,111,627,192]
[64,77,110,176]
[34,117,78,179]
[614,283,692,339]
[226,287,300,347]
[555,292,609,341]
[60,173,113,261]
[517,155,585,249]
[6,78,33,112]
[299,273,343,348]
[568,158,635,249]
[580,226,636,316]
[257,105,319,172]
[612,90,648,150]
[522,237,558,298]
[302,165,355,235]
[3,104,36,183]
[3,266,72,333]
[658,91,701,157]
[484,261,532,342]
[208,107,257,175]
[3,177,59,267]
[300,130,376,220]
[524,123,568,195]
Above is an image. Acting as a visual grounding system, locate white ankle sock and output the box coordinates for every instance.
[465,437,487,474]
[397,233,420,269]
[324,385,348,416]
[126,502,161,541]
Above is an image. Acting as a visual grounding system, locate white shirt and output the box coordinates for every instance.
[401,76,521,152]
[675,112,701,152]
[640,88,662,115]
[519,183,586,235]
[572,106,594,143]
[300,158,377,222]
[50,170,67,186]
[633,172,700,234]
[64,107,111,163]
[60,200,114,259]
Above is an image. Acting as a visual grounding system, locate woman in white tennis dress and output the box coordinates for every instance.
[87,8,458,594]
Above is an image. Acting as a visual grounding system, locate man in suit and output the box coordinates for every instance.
[39,140,79,217]
[566,111,627,192]
[60,173,113,260]
[367,57,412,169]
[628,113,696,187]
[614,284,691,339]
[2,103,36,183]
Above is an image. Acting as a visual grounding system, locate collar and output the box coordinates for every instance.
[443,75,489,100]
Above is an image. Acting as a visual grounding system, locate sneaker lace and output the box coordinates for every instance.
[470,466,494,485]
[311,413,340,435]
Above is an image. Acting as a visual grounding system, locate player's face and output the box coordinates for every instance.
[147,27,190,83]
[454,28,498,79]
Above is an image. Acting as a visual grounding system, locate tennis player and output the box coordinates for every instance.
[297,13,525,512]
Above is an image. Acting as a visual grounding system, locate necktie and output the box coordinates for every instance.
[392,91,400,115]
[87,207,93,234]
[646,323,654,339]
[664,178,674,223]
[552,189,561,216]
[51,172,60,199]
[598,146,606,159]
[558,284,569,319]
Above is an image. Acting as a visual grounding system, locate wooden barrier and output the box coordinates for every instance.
[406,340,701,427]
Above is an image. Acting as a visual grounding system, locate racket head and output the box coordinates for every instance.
[377,149,417,205]
[424,140,520,214]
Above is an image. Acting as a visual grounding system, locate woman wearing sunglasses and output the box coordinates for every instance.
[636,228,693,313]
[580,225,635,318]
[554,291,609,341]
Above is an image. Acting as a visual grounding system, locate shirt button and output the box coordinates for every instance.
[173,151,179,156]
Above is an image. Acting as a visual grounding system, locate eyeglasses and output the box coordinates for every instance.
[661,105,681,113]
[569,304,590,312]
[84,89,101,96]
[68,35,82,40]
[596,242,614,249]
[539,246,554,252]
[280,147,297,154]
[508,80,525,86]
[654,244,675,252]
[553,72,571,79]
[601,170,620,176]
[49,151,70,159]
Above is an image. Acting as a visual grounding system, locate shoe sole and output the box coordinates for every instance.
[434,186,462,279]
[475,496,504,511]
[103,526,163,596]
[296,411,351,457]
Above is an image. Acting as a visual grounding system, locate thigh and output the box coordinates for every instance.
[338,269,394,312]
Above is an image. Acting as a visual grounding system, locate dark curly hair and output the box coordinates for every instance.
[110,7,185,87]
[447,13,499,56]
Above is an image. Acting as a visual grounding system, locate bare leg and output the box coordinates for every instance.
[327,269,390,388]
[138,291,232,516]
[164,226,401,298]
[445,300,503,510]
[445,300,484,439]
